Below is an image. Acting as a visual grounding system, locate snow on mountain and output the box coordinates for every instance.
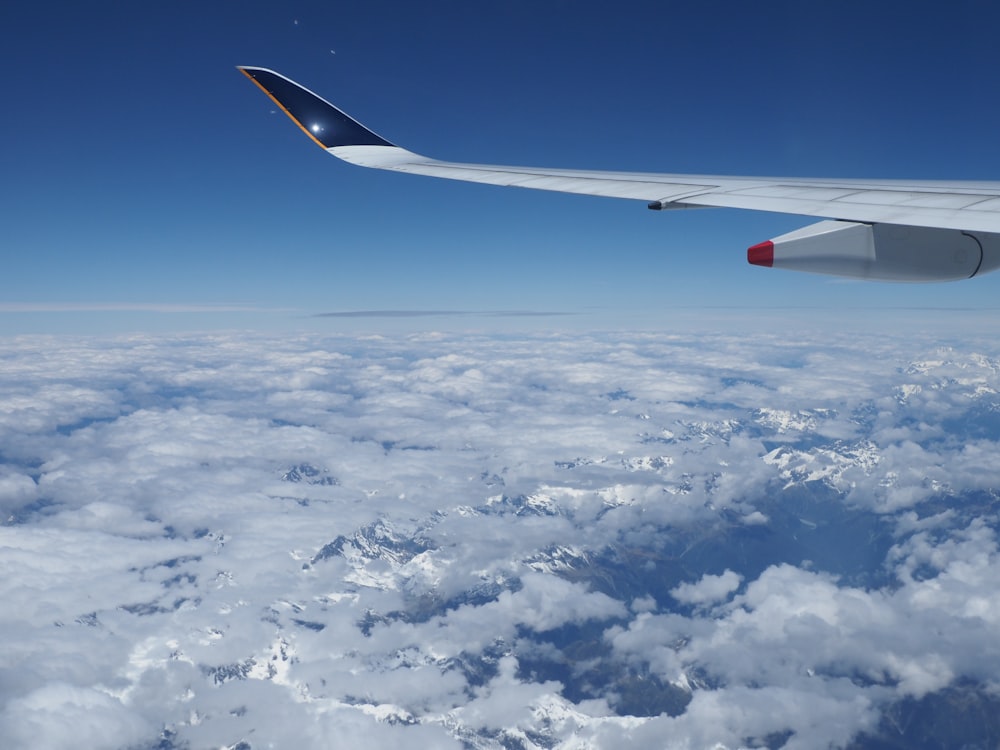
[482,492,563,516]
[764,439,881,490]
[670,418,744,445]
[904,350,1000,395]
[311,519,430,569]
[309,519,443,592]
[752,407,836,434]
[621,455,673,471]
[524,545,592,575]
[281,463,339,486]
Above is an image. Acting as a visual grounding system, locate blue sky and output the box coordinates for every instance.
[3,0,1000,332]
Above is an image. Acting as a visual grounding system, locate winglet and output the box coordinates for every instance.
[238,66,395,149]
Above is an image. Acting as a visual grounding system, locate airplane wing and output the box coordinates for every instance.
[238,66,1000,282]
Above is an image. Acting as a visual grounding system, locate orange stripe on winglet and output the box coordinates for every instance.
[238,68,328,150]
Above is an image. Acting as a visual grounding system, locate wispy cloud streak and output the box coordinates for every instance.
[315,309,575,318]
[0,303,293,313]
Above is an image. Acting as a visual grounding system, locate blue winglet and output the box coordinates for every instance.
[238,67,394,149]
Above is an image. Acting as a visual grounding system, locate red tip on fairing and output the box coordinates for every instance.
[747,241,774,267]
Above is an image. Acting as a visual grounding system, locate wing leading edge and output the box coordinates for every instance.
[238,66,1000,281]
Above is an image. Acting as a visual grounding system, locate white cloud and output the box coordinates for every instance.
[0,330,998,747]
[0,683,153,750]
[671,570,742,606]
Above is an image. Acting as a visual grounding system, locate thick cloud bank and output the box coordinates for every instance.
[2,330,1000,749]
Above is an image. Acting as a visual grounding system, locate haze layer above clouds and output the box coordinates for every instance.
[2,330,1000,749]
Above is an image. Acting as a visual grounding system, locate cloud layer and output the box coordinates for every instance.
[1,330,999,749]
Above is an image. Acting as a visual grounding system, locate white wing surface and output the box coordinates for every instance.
[239,66,1000,281]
